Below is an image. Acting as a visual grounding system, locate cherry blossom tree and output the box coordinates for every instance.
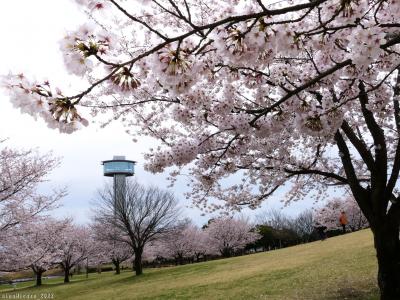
[314,196,369,231]
[205,217,259,257]
[2,0,400,297]
[190,225,209,262]
[141,241,164,265]
[94,180,179,275]
[0,218,68,286]
[56,222,95,283]
[0,142,65,239]
[91,220,132,274]
[158,220,208,264]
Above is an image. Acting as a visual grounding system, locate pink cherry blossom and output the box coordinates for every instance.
[205,217,259,257]
[2,1,400,296]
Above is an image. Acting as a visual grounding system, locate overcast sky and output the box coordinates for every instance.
[0,0,313,225]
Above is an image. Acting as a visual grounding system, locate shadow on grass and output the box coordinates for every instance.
[0,276,98,293]
[325,281,379,300]
[326,287,378,300]
[112,263,218,286]
[112,272,154,285]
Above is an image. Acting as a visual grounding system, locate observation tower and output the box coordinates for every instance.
[102,156,136,207]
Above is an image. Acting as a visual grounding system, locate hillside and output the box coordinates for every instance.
[0,229,379,299]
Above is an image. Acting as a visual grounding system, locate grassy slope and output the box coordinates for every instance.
[0,229,379,300]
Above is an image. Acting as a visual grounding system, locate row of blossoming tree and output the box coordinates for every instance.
[0,140,368,288]
[2,0,400,297]
[0,149,260,285]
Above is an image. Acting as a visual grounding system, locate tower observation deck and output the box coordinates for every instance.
[102,156,136,209]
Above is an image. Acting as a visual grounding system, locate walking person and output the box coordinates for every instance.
[339,211,348,234]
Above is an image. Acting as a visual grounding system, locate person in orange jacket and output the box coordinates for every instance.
[339,211,348,234]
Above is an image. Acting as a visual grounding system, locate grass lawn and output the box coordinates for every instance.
[0,229,379,299]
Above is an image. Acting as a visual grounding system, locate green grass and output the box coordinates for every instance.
[0,229,379,299]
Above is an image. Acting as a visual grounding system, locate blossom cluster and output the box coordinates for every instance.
[2,73,88,133]
[3,0,400,211]
[60,24,117,76]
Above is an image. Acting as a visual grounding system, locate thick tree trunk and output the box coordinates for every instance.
[372,223,400,300]
[35,270,43,286]
[113,259,121,275]
[63,266,70,283]
[134,248,143,276]
[221,247,232,258]
[178,254,184,265]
